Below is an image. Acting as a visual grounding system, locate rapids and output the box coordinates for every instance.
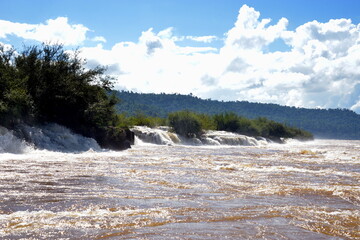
[0,124,101,153]
[132,126,267,146]
[0,125,359,239]
[0,126,30,154]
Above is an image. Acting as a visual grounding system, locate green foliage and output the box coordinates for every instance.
[165,110,312,140]
[116,112,166,128]
[168,110,202,138]
[114,91,360,140]
[237,117,261,136]
[212,112,312,140]
[129,113,166,128]
[214,112,240,132]
[195,113,216,131]
[0,43,119,133]
[252,117,313,140]
[0,45,32,121]
[213,113,261,136]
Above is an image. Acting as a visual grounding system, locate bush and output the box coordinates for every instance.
[213,113,313,140]
[196,113,216,130]
[168,110,202,137]
[116,112,166,128]
[213,112,239,132]
[237,117,261,136]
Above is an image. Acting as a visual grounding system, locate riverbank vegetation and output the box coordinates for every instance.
[0,43,133,149]
[118,110,313,141]
[115,91,360,140]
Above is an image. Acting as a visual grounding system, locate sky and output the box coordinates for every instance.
[1,0,360,113]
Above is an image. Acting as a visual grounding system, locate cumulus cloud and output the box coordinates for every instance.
[224,5,288,51]
[78,5,360,112]
[186,35,218,43]
[351,99,360,112]
[0,17,88,45]
[91,36,107,43]
[5,5,357,112]
[80,27,218,94]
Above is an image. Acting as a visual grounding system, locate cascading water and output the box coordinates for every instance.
[0,123,101,153]
[132,126,267,146]
[0,124,359,239]
[20,123,102,152]
[131,126,180,145]
[0,126,31,154]
[203,130,268,146]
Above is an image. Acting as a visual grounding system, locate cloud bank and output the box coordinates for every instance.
[1,5,360,113]
[0,17,104,45]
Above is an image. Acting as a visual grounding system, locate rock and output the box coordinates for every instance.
[80,126,134,151]
[99,127,134,150]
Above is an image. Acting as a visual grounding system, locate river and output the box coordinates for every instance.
[0,126,359,239]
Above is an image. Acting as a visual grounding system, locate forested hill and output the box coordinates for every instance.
[113,91,360,140]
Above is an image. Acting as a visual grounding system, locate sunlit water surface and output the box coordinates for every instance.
[0,140,359,239]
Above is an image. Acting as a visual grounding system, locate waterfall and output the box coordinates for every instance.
[18,123,101,152]
[132,126,267,146]
[0,123,101,153]
[1,123,269,154]
[131,126,179,145]
[203,130,267,146]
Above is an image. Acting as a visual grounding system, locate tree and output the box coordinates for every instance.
[168,110,202,137]
[0,43,133,150]
[11,44,117,129]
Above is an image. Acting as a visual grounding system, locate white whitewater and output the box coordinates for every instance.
[0,139,359,239]
[131,126,267,146]
[0,126,31,154]
[0,123,101,153]
[131,126,179,145]
[203,130,267,146]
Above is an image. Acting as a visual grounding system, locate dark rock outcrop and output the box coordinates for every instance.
[81,126,134,150]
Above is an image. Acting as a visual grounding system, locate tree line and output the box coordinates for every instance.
[117,110,313,141]
[114,91,360,140]
[0,44,133,150]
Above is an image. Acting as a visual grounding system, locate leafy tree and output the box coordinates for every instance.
[168,110,202,137]
[0,43,133,149]
[11,44,116,129]
[214,112,240,132]
[196,113,216,130]
[237,117,261,136]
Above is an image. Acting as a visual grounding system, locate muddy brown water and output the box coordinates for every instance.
[0,140,359,239]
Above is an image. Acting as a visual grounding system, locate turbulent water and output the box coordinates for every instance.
[0,126,359,239]
[131,126,267,146]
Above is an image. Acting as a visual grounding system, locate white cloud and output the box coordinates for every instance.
[0,42,13,51]
[224,5,288,51]
[0,17,88,45]
[4,5,358,113]
[78,5,360,113]
[80,28,218,94]
[91,36,106,43]
[351,99,360,112]
[186,35,218,43]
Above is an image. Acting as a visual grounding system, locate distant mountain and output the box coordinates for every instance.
[113,91,360,140]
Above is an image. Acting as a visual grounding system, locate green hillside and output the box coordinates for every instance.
[114,91,360,140]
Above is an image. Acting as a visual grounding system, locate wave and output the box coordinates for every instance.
[0,123,101,154]
[131,126,268,146]
[0,126,32,154]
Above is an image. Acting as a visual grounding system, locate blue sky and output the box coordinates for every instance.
[1,0,360,112]
[2,0,359,48]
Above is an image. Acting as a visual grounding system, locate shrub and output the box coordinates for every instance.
[168,110,202,137]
